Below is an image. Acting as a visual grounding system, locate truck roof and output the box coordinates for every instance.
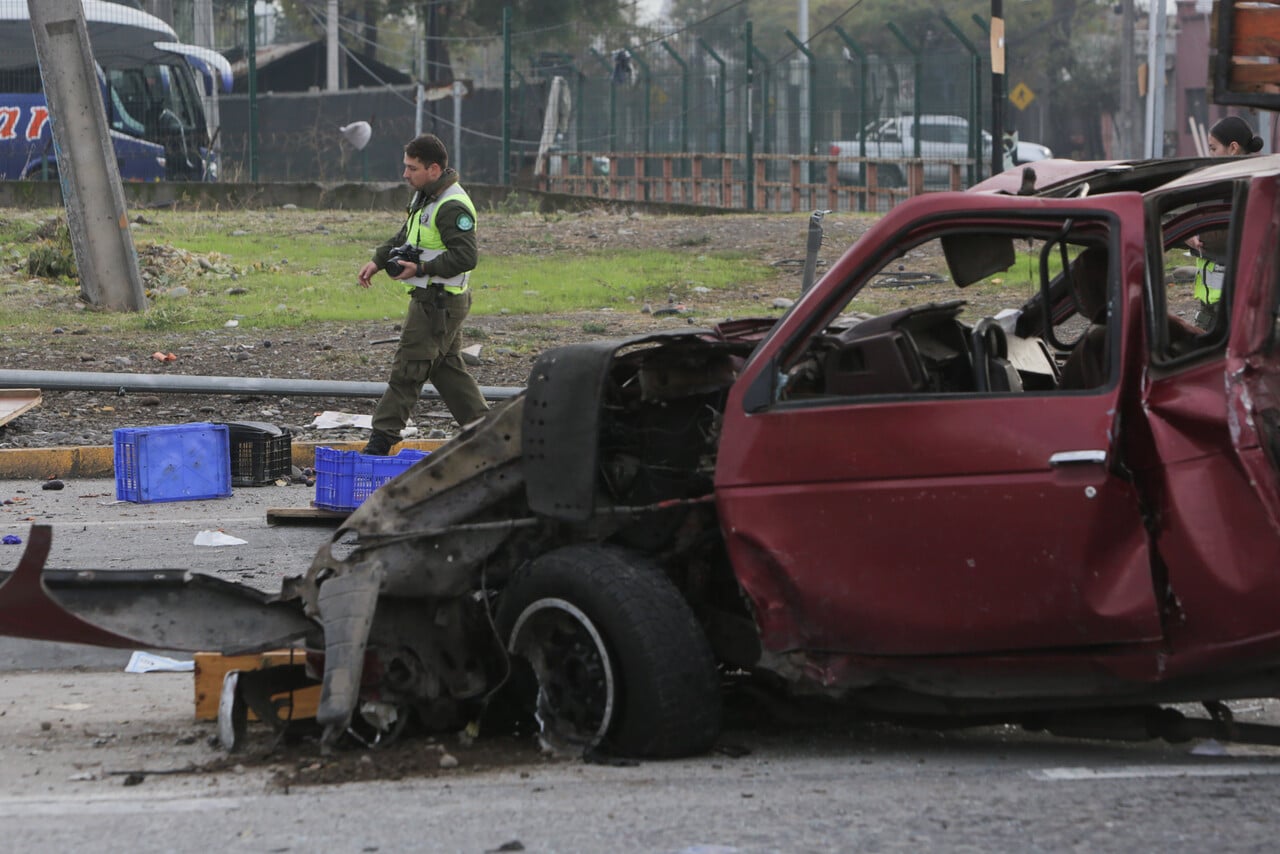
[969,156,1257,198]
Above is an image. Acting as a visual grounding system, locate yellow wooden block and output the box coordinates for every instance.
[193,649,322,722]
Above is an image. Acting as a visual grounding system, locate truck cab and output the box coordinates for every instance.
[7,158,1280,761]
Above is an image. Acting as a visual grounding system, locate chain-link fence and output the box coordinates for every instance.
[2,3,1055,210]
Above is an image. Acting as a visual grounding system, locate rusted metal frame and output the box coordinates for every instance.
[354,494,717,552]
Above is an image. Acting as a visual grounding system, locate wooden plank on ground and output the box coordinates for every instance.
[193,649,322,722]
[266,506,348,525]
[0,389,40,427]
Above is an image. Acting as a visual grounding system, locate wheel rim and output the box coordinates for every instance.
[507,597,615,752]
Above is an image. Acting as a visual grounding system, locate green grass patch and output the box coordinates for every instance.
[1,209,772,333]
[469,249,759,314]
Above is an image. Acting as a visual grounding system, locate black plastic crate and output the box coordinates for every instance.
[220,421,292,487]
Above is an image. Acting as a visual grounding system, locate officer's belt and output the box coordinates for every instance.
[410,282,467,299]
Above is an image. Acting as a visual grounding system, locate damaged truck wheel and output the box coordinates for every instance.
[495,544,722,758]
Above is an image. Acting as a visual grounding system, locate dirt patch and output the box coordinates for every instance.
[212,731,562,791]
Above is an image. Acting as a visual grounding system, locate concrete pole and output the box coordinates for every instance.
[194,0,215,46]
[327,0,339,91]
[142,1,175,25]
[1152,0,1168,156]
[1144,0,1169,156]
[27,0,146,312]
[194,0,220,166]
[1118,0,1137,158]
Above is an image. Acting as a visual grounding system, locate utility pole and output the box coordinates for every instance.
[194,0,220,167]
[1119,0,1138,158]
[141,1,175,25]
[194,0,214,46]
[27,0,146,311]
[1145,0,1168,157]
[327,0,339,91]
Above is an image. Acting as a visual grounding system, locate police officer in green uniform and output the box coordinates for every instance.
[1191,252,1224,330]
[357,133,488,455]
[1187,116,1265,330]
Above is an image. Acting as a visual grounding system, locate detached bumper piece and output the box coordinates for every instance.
[0,525,315,653]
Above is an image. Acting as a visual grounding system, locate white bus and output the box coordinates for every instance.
[0,0,231,181]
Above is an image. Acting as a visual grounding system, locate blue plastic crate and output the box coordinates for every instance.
[313,447,429,512]
[113,423,232,503]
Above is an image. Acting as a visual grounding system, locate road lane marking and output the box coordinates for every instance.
[1032,764,1280,781]
[0,794,246,817]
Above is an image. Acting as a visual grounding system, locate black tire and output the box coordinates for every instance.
[495,544,721,758]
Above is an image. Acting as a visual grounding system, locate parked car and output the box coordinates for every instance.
[827,114,1053,186]
[12,156,1280,762]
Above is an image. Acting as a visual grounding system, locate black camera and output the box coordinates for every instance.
[383,243,422,277]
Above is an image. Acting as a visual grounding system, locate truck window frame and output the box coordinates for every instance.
[766,211,1122,407]
[1147,182,1243,366]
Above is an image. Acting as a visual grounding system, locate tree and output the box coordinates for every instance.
[269,1,627,82]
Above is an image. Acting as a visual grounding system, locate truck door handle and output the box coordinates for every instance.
[1049,450,1107,466]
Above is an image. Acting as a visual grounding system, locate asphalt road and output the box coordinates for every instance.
[2,665,1279,854]
[0,476,331,669]
[3,479,1280,852]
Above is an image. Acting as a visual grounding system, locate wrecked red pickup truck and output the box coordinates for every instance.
[7,155,1280,757]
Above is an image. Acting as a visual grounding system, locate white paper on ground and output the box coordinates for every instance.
[309,411,415,431]
[193,530,248,546]
[309,410,373,429]
[125,650,195,673]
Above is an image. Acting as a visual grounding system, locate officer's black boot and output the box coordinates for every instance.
[362,431,396,456]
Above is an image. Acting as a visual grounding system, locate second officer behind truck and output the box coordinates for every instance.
[357,133,489,456]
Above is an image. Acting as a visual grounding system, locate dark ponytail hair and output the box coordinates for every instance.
[1210,115,1264,154]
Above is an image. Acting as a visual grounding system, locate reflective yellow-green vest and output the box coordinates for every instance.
[403,184,476,295]
[1193,256,1224,306]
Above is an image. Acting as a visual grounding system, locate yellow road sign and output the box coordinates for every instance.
[1010,82,1036,111]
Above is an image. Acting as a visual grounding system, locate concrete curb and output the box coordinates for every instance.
[0,439,445,480]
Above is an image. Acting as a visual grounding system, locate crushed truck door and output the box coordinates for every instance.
[1139,168,1280,657]
[715,194,1163,658]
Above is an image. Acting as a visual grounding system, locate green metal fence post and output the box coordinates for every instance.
[751,47,771,157]
[745,21,754,211]
[589,47,616,153]
[697,38,726,155]
[940,14,983,184]
[629,48,651,156]
[501,6,511,185]
[246,0,258,181]
[834,26,868,208]
[660,41,689,169]
[886,22,922,160]
[784,30,817,185]
[570,62,583,155]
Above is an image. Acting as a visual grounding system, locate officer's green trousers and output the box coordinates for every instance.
[371,287,489,437]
